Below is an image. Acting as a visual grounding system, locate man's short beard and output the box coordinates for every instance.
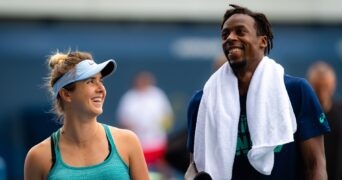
[229,59,247,70]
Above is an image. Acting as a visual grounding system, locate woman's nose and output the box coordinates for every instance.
[95,81,105,92]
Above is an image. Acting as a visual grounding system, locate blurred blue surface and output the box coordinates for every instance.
[0,156,6,180]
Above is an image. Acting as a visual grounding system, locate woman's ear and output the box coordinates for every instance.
[59,88,72,102]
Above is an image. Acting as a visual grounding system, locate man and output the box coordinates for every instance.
[307,61,342,180]
[186,4,330,180]
[117,71,174,177]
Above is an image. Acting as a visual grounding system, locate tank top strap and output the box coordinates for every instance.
[53,129,62,162]
[49,129,62,174]
[102,124,115,150]
[50,132,56,169]
[101,123,128,168]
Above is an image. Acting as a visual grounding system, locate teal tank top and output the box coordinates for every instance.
[47,124,130,180]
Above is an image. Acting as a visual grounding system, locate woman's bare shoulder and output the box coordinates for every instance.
[108,126,139,143]
[24,137,53,179]
[26,137,51,161]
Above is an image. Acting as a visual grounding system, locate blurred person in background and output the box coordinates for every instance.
[24,51,149,180]
[117,71,174,178]
[307,61,342,180]
[186,4,330,180]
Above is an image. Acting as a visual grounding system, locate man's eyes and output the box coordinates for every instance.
[221,29,245,40]
[236,29,244,35]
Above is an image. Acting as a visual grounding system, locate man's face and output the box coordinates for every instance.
[221,14,266,69]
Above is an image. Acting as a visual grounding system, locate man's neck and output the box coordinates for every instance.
[237,71,253,96]
[234,56,264,96]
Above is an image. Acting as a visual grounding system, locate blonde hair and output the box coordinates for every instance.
[46,50,93,120]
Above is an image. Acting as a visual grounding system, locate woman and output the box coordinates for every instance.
[24,51,149,180]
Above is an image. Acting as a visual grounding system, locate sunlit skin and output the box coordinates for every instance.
[221,14,267,95]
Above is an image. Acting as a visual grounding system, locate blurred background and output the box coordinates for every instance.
[1,0,342,179]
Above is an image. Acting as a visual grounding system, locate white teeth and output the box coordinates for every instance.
[229,48,240,52]
[92,97,102,102]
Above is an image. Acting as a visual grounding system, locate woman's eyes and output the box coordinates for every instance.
[86,79,94,84]
[86,79,104,84]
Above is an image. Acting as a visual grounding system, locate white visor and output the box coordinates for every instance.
[52,59,116,99]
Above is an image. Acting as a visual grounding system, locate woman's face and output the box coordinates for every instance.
[69,73,107,117]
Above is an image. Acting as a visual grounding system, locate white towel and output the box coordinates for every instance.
[194,56,297,179]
